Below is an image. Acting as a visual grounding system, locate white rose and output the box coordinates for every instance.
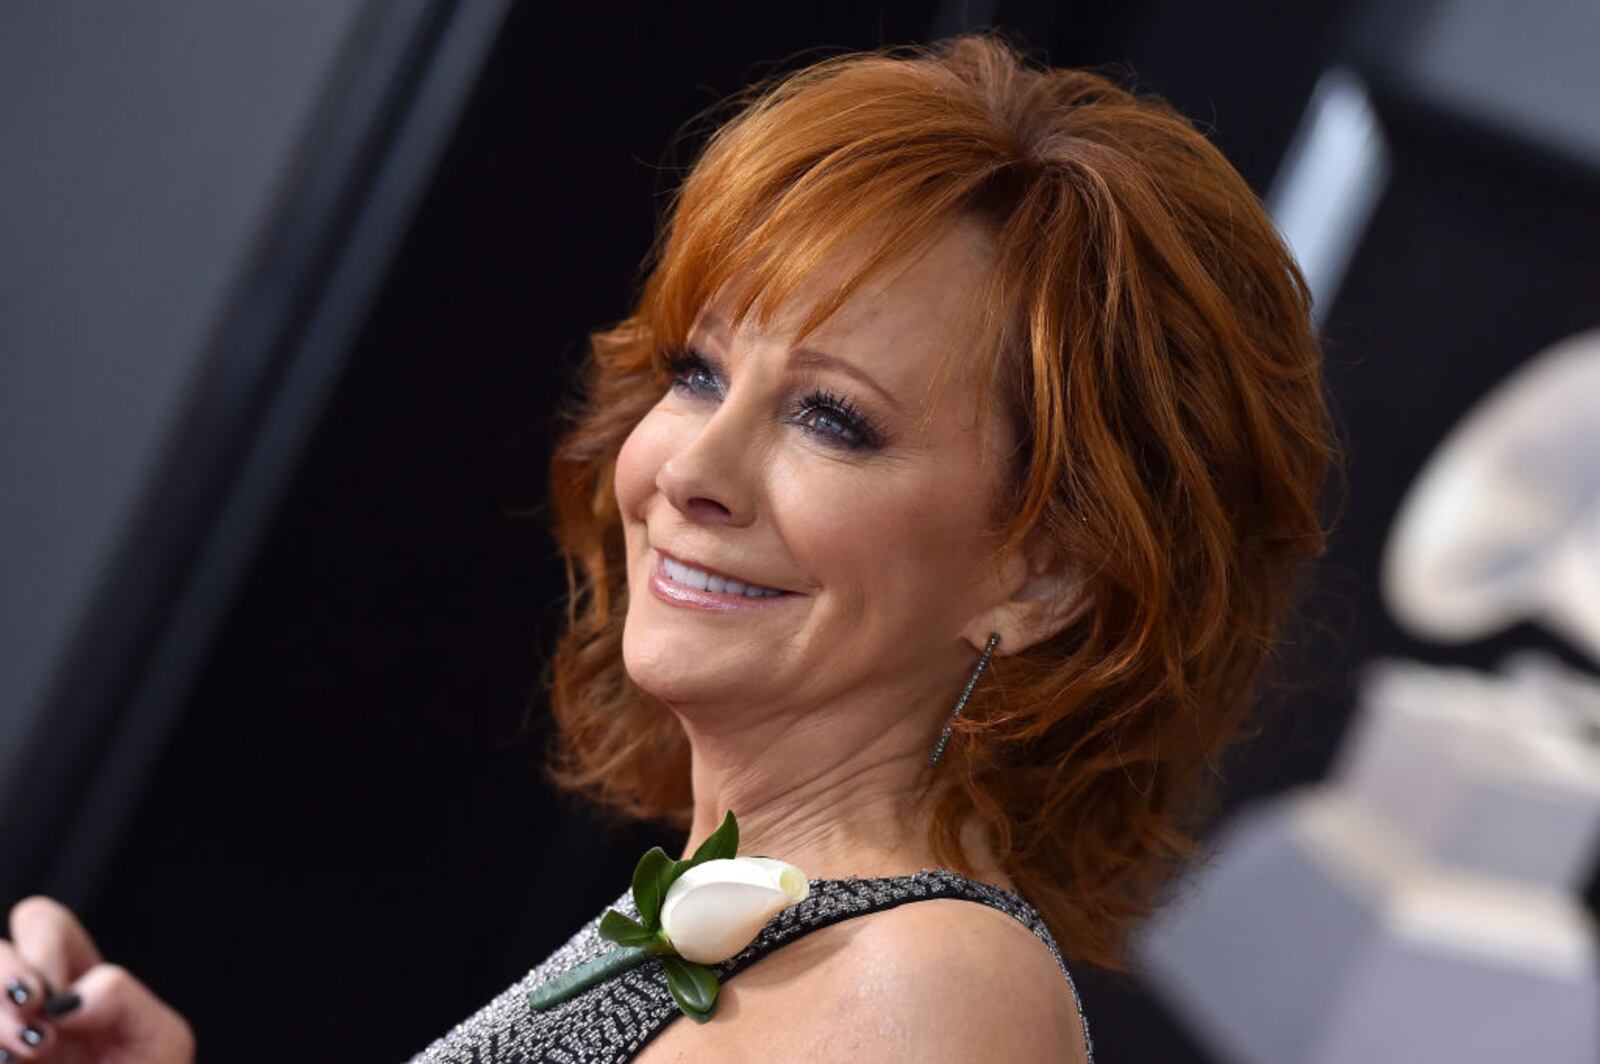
[658,856,810,964]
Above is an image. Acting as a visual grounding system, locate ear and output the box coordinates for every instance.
[959,533,1092,657]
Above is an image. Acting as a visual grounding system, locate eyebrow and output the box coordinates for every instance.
[693,312,902,413]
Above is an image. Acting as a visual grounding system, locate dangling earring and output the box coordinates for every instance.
[928,632,1001,767]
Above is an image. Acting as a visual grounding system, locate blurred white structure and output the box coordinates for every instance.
[1136,330,1600,1063]
[1267,67,1389,325]
[1383,329,1600,655]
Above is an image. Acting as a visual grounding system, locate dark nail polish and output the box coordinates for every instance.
[18,1025,42,1047]
[42,990,80,1017]
[0,1047,17,1063]
[2,978,25,1006]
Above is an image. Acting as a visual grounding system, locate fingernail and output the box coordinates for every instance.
[2,978,25,1006]
[42,991,80,1017]
[18,1024,43,1047]
[0,1047,16,1062]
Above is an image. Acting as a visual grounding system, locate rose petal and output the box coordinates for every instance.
[660,857,810,964]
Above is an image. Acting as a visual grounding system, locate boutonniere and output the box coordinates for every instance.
[527,810,809,1023]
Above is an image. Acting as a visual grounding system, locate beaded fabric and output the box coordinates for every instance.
[409,867,1095,1063]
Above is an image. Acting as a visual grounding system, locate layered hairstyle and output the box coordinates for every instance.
[542,31,1342,971]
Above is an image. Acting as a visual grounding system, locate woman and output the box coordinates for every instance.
[0,30,1337,1064]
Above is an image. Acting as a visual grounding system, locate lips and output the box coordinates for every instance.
[655,547,793,596]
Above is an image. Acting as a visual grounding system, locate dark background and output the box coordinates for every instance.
[7,1,1598,1061]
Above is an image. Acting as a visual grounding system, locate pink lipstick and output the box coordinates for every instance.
[648,549,799,613]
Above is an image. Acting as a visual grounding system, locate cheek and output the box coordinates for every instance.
[788,462,994,614]
[613,406,671,519]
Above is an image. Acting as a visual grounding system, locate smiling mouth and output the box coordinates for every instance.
[656,550,793,598]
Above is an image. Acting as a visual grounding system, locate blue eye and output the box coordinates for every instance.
[790,388,881,451]
[658,348,722,398]
[653,346,885,453]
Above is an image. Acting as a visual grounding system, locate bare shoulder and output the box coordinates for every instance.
[635,898,1089,1064]
[845,900,1092,1062]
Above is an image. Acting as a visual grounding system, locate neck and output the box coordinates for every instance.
[670,674,1011,891]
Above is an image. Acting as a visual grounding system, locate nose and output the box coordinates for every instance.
[655,402,759,527]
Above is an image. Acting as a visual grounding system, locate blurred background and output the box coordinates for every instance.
[3,0,1597,1060]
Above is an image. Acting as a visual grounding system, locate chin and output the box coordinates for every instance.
[623,666,739,709]
[622,621,727,706]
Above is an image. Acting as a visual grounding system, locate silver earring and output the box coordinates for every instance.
[928,632,1001,767]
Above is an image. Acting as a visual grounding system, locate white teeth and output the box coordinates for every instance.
[662,555,784,597]
[666,557,707,591]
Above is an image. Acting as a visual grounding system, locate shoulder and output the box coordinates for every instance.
[643,897,1089,1064]
[843,899,1091,1062]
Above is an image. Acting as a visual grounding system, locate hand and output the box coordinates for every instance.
[1,896,195,1063]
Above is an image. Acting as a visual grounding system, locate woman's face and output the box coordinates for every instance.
[614,218,1020,715]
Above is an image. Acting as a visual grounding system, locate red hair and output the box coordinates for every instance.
[542,31,1342,971]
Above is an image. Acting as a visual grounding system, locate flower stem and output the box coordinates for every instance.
[527,945,654,1012]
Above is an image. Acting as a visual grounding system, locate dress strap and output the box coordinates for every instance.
[709,867,1094,1063]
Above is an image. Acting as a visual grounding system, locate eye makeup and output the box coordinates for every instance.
[654,346,887,453]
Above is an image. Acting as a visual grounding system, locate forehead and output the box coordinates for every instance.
[695,217,1000,407]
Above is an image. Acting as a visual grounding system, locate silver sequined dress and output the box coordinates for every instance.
[410,867,1095,1063]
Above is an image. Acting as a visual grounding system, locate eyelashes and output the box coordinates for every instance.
[654,346,886,452]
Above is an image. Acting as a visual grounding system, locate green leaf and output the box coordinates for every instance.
[631,847,675,927]
[689,809,739,865]
[660,857,694,899]
[661,954,720,1020]
[599,908,656,948]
